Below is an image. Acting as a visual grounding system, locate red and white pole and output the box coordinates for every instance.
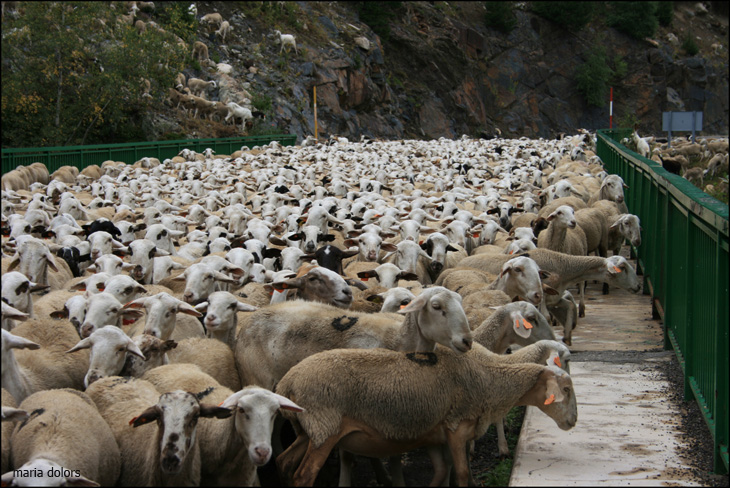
[609,87,613,129]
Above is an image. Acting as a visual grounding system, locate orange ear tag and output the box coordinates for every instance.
[522,319,533,329]
[471,233,480,238]
[544,394,555,405]
[400,304,408,310]
[613,266,622,273]
[514,318,521,328]
[129,416,139,426]
[509,250,514,255]
[361,277,369,281]
[554,356,562,368]
[122,318,137,326]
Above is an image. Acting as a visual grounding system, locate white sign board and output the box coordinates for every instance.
[662,111,703,146]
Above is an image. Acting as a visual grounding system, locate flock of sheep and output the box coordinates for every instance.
[629,130,728,193]
[168,7,292,132]
[2,131,647,486]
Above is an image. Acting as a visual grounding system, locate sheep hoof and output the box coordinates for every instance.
[562,337,572,346]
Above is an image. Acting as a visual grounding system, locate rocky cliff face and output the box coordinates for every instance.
[157,1,729,142]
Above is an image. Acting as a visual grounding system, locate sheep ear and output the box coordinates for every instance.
[273,393,305,412]
[380,242,398,252]
[125,340,146,360]
[237,302,257,312]
[398,272,419,281]
[129,406,160,427]
[1,407,28,423]
[366,294,385,304]
[194,301,209,313]
[174,301,203,317]
[345,278,368,291]
[123,297,148,309]
[268,236,288,246]
[357,270,378,280]
[543,285,559,296]
[4,333,41,350]
[64,473,100,487]
[543,372,565,405]
[511,313,532,339]
[199,403,233,419]
[67,337,93,353]
[397,293,429,314]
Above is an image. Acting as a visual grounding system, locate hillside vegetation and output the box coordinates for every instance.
[2,1,728,147]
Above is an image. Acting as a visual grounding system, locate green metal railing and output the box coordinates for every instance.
[1,134,298,175]
[597,129,729,474]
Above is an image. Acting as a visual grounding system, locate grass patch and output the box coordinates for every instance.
[473,406,525,486]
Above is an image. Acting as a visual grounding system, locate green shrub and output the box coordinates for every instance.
[655,1,673,26]
[576,44,614,107]
[606,2,658,40]
[252,93,272,113]
[356,2,402,40]
[484,1,517,34]
[531,2,595,32]
[156,2,198,43]
[682,33,699,56]
[612,55,628,82]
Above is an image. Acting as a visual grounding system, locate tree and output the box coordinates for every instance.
[1,2,188,148]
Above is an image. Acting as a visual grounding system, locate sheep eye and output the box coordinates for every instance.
[400,299,411,306]
[563,386,570,393]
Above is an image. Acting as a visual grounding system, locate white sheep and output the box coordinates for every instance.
[274,29,297,54]
[1,321,89,403]
[4,388,120,486]
[67,325,146,387]
[142,363,303,486]
[122,292,205,341]
[1,301,28,332]
[224,102,253,131]
[200,12,223,28]
[632,131,651,158]
[275,343,577,486]
[235,286,472,391]
[85,376,231,486]
[186,77,217,98]
[215,20,231,42]
[193,291,257,348]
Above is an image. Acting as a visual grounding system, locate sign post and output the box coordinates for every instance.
[313,86,318,142]
[609,87,613,129]
[662,111,703,148]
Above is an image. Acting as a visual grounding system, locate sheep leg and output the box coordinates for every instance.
[427,445,450,487]
[387,455,404,486]
[293,434,343,487]
[338,449,354,486]
[578,281,585,317]
[496,418,509,457]
[445,419,475,487]
[276,432,310,485]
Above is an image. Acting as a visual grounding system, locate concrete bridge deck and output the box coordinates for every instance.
[509,263,717,486]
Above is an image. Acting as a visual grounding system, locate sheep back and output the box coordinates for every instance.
[11,388,121,486]
[167,337,241,391]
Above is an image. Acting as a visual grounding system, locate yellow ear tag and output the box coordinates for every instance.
[613,266,622,273]
[544,394,555,405]
[522,319,533,329]
[554,356,562,368]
